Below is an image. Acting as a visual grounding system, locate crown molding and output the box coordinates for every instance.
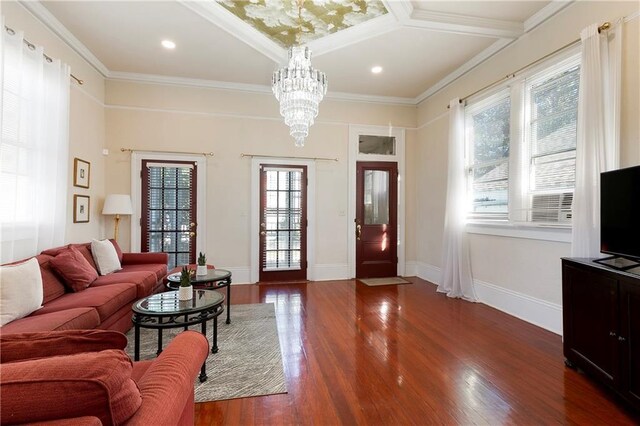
[178,0,286,64]
[107,71,416,106]
[415,38,513,104]
[382,0,413,23]
[18,0,110,76]
[524,0,574,32]
[309,14,399,57]
[406,10,523,39]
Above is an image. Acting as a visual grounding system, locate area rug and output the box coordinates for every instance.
[359,277,411,286]
[125,303,287,402]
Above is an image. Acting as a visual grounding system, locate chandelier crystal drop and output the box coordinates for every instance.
[272,46,328,147]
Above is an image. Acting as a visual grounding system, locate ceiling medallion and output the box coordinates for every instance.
[272,1,327,147]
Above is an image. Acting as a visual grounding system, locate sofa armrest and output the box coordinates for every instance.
[125,331,209,426]
[121,252,169,266]
[25,416,102,426]
[0,329,127,363]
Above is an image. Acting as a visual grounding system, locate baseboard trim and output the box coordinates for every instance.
[404,261,418,277]
[221,267,251,285]
[415,262,562,335]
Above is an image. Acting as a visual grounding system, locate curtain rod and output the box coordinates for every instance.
[4,25,84,85]
[447,21,611,109]
[241,153,338,162]
[121,148,214,157]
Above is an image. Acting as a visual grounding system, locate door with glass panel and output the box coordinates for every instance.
[141,160,196,269]
[355,162,398,278]
[259,165,307,282]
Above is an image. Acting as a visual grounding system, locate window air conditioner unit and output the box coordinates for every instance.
[531,192,573,223]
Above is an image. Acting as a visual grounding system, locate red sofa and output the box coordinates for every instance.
[0,329,208,425]
[0,241,168,335]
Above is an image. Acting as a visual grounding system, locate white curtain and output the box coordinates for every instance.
[0,23,70,263]
[571,22,622,258]
[438,98,477,302]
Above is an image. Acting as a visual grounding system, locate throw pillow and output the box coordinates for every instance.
[0,349,142,425]
[49,246,98,292]
[0,329,127,363]
[0,258,44,327]
[91,239,122,276]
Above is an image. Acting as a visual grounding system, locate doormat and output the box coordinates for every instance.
[125,303,287,403]
[359,277,411,286]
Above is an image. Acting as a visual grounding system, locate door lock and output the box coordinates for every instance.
[189,232,196,237]
[190,222,196,228]
[260,231,266,236]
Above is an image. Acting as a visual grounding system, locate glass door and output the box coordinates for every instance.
[141,160,197,269]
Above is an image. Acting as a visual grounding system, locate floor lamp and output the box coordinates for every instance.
[102,194,133,242]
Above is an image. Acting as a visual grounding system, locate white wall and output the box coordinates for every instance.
[3,2,107,246]
[414,1,640,334]
[104,80,417,282]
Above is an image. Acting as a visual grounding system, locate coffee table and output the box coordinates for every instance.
[166,268,232,324]
[131,289,224,382]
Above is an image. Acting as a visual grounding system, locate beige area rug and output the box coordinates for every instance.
[125,303,287,403]
[359,277,411,286]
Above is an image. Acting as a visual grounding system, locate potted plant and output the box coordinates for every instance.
[196,252,208,276]
[178,265,193,301]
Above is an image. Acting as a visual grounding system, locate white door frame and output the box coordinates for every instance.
[348,125,406,278]
[130,151,207,256]
[250,157,316,283]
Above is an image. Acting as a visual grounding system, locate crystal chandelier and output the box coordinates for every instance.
[272,42,327,147]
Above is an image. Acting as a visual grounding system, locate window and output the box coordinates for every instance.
[465,52,580,226]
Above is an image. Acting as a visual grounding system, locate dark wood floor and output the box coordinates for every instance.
[195,278,639,425]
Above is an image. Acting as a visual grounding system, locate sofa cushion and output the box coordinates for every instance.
[42,244,98,272]
[0,258,44,327]
[0,349,142,425]
[0,329,127,363]
[92,270,157,298]
[91,239,122,276]
[109,238,124,263]
[49,247,98,292]
[121,263,168,283]
[33,283,137,322]
[0,308,100,335]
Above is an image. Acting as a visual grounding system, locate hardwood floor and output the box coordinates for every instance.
[195,278,639,425]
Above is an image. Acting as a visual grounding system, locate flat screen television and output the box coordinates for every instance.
[600,165,640,261]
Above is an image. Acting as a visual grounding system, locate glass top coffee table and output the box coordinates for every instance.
[131,289,224,382]
[166,268,232,324]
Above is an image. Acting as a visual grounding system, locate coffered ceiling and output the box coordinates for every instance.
[19,0,573,104]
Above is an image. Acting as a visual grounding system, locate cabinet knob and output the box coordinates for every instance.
[618,336,627,342]
[609,331,617,337]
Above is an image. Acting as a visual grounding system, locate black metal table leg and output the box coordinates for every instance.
[199,319,208,382]
[134,321,141,361]
[184,314,188,331]
[226,279,231,324]
[212,315,219,353]
[157,328,163,356]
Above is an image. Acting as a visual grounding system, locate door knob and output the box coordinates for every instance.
[618,336,627,342]
[260,231,266,236]
[189,232,196,237]
[260,222,266,228]
[356,224,362,240]
[190,222,196,228]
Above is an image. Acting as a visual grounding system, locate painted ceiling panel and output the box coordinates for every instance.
[218,0,388,47]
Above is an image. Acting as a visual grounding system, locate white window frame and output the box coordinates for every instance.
[465,46,581,242]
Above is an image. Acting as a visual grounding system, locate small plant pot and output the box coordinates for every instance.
[178,285,193,301]
[196,265,208,276]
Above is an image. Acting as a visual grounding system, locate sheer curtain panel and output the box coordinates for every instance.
[438,98,477,301]
[571,22,621,258]
[1,24,70,263]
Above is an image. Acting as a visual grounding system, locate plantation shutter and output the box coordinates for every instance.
[143,161,196,269]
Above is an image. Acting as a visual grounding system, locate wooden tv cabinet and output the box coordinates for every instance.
[562,258,640,411]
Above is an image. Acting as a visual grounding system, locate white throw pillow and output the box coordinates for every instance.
[0,257,44,327]
[91,239,122,276]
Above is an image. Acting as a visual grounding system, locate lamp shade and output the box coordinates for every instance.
[102,194,133,215]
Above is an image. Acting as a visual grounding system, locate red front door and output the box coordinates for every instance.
[356,162,398,278]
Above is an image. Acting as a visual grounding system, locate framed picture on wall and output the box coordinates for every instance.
[73,195,90,223]
[74,158,90,188]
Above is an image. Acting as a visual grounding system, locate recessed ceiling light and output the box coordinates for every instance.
[161,40,176,50]
[371,66,383,74]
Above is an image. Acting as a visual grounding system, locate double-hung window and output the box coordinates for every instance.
[464,50,580,227]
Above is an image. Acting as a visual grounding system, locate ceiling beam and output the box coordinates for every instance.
[178,0,286,64]
[405,10,524,39]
